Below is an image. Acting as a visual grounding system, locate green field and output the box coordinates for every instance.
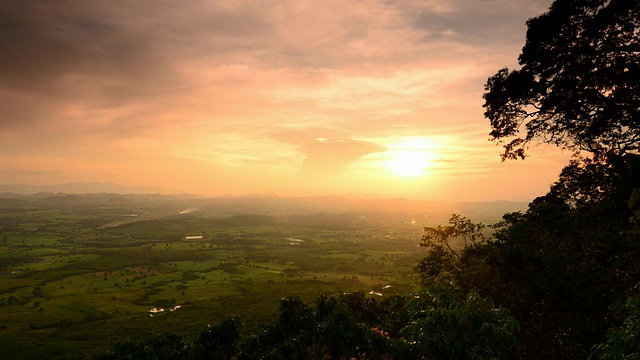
[0,194,435,359]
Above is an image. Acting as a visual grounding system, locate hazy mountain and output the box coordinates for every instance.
[0,182,179,195]
[0,183,528,223]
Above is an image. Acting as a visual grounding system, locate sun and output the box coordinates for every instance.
[386,149,432,177]
[384,139,435,177]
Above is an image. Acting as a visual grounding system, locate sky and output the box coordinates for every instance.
[0,0,572,202]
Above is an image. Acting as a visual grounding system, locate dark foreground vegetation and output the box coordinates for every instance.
[96,282,519,360]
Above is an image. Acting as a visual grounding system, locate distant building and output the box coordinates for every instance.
[185,235,203,240]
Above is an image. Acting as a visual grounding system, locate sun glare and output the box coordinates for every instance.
[385,138,435,177]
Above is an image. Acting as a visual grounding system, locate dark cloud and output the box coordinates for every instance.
[410,0,552,45]
[0,0,276,84]
[0,1,153,89]
[0,0,276,130]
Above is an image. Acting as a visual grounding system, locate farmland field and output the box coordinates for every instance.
[0,193,466,359]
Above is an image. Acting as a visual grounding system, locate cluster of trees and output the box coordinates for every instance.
[97,285,519,360]
[476,1,640,355]
[97,0,639,358]
[419,154,640,358]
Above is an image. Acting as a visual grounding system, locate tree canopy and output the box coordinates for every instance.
[483,0,640,160]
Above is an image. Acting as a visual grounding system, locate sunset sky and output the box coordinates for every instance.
[0,0,572,202]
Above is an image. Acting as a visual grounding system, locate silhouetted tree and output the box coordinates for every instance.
[590,284,640,359]
[483,0,640,160]
[95,333,189,360]
[415,214,486,282]
[480,2,640,353]
[189,317,240,360]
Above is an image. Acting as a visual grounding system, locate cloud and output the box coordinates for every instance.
[0,0,543,133]
[409,0,552,45]
[0,0,565,200]
[297,138,384,177]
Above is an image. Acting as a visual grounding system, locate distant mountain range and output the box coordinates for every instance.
[0,182,180,195]
[0,182,529,223]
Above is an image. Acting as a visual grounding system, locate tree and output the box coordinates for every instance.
[483,0,640,161]
[190,317,240,360]
[95,333,189,360]
[415,214,485,281]
[420,214,486,258]
[590,284,640,359]
[466,154,640,358]
[402,280,519,359]
[482,2,640,354]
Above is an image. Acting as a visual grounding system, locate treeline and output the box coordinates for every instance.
[96,283,518,360]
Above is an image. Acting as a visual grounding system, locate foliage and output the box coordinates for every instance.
[420,214,486,256]
[95,332,190,360]
[590,284,640,359]
[403,280,519,360]
[478,0,640,354]
[246,285,519,359]
[415,214,485,281]
[189,317,240,360]
[94,285,519,360]
[483,0,640,160]
[239,292,393,360]
[418,155,640,358]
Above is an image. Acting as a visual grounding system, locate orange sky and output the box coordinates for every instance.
[0,0,570,201]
